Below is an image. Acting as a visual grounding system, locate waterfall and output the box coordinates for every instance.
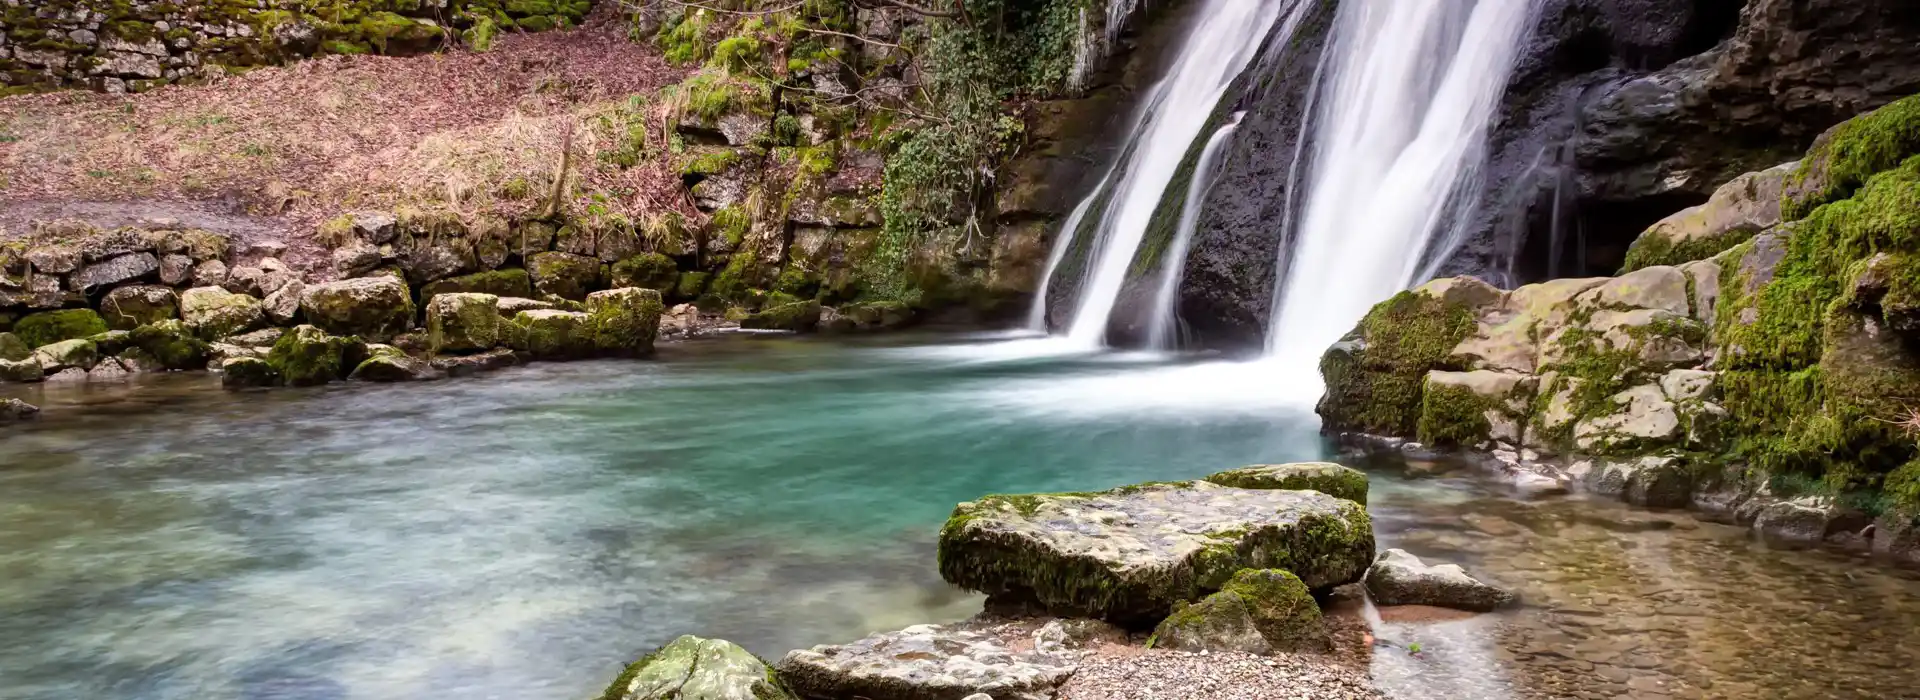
[1145,112,1246,350]
[1026,168,1116,331]
[1265,0,1540,381]
[1055,0,1299,348]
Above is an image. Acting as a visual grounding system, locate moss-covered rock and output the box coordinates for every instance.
[507,310,595,359]
[0,356,44,383]
[586,288,664,357]
[1151,569,1327,654]
[300,276,415,342]
[100,285,180,330]
[599,635,795,700]
[0,332,28,362]
[266,325,354,387]
[740,300,821,332]
[528,251,604,301]
[820,301,915,333]
[610,253,680,292]
[86,330,134,357]
[776,625,1070,700]
[13,309,108,349]
[427,293,502,354]
[31,339,98,372]
[421,269,533,301]
[129,320,210,370]
[350,345,441,383]
[937,480,1374,626]
[1204,463,1369,505]
[221,357,282,390]
[180,287,265,340]
[674,271,711,300]
[1417,370,1537,448]
[1318,284,1480,437]
[1620,162,1796,274]
[1782,94,1920,221]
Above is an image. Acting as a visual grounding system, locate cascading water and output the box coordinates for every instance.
[1144,112,1246,350]
[1265,0,1541,390]
[1053,0,1301,348]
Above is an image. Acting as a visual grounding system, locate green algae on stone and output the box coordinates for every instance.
[0,332,29,362]
[30,339,97,372]
[740,300,821,332]
[421,269,533,301]
[599,635,794,700]
[1152,568,1327,654]
[180,286,265,340]
[585,288,664,357]
[267,325,356,387]
[1318,289,1478,437]
[528,251,604,301]
[221,356,282,390]
[1204,463,1369,505]
[13,309,108,349]
[99,285,180,330]
[300,276,415,343]
[1783,95,1920,221]
[610,253,680,292]
[937,480,1374,626]
[507,309,594,359]
[129,320,209,370]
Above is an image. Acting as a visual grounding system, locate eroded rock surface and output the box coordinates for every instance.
[1364,549,1516,612]
[777,624,1075,700]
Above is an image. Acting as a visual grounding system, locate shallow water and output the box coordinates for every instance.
[2,332,1917,700]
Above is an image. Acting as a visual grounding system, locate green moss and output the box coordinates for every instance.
[421,269,533,300]
[13,309,109,349]
[1416,383,1498,447]
[586,288,664,357]
[1204,464,1369,504]
[1318,290,1478,437]
[682,148,741,177]
[740,300,821,332]
[1619,228,1759,274]
[657,9,714,65]
[610,253,680,292]
[129,320,209,371]
[674,271,711,300]
[267,326,353,387]
[1784,95,1920,220]
[463,16,499,51]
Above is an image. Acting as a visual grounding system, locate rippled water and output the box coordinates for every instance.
[2,332,1917,700]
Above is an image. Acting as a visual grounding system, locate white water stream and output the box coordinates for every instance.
[1264,0,1541,393]
[1145,112,1245,350]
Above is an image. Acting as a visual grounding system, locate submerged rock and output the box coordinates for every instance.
[220,356,282,389]
[1152,568,1328,655]
[938,480,1374,625]
[431,347,520,377]
[1205,462,1369,504]
[1364,549,1515,612]
[598,635,793,700]
[776,624,1074,700]
[0,398,39,423]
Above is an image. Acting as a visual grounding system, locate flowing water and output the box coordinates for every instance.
[1266,0,1540,377]
[1145,112,1245,350]
[1059,0,1297,347]
[4,334,1919,700]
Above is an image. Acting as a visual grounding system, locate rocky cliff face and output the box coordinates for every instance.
[1,0,591,94]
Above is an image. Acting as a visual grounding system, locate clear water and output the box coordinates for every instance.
[3,334,1918,700]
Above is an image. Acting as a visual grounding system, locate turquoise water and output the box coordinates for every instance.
[0,332,1328,699]
[5,332,1920,700]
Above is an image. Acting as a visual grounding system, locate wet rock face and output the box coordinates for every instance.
[602,635,793,700]
[776,624,1075,700]
[1365,548,1517,612]
[937,480,1374,625]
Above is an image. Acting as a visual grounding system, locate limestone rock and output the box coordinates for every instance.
[1204,462,1369,504]
[528,252,603,301]
[32,339,99,372]
[263,280,306,325]
[45,367,89,383]
[25,246,82,274]
[180,287,265,339]
[87,330,134,357]
[1573,384,1679,451]
[1621,162,1795,271]
[1871,510,1920,566]
[300,276,415,342]
[221,357,282,390]
[431,347,520,377]
[1754,497,1872,546]
[88,357,131,381]
[741,301,822,333]
[0,398,39,423]
[822,302,915,333]
[129,320,210,370]
[422,269,533,301]
[1030,619,1126,655]
[193,259,231,288]
[350,346,442,383]
[158,254,194,285]
[427,293,501,354]
[777,625,1073,700]
[100,285,179,330]
[266,325,356,387]
[1574,456,1694,509]
[1419,370,1537,447]
[0,357,44,383]
[334,242,383,277]
[508,310,594,359]
[1364,549,1515,612]
[938,480,1374,624]
[601,635,794,700]
[586,288,664,357]
[74,253,159,291]
[1152,569,1328,654]
[496,296,559,316]
[610,254,680,292]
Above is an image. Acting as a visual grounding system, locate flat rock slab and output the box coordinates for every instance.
[776,624,1074,700]
[603,635,793,700]
[1364,549,1515,612]
[938,481,1375,625]
[1205,462,1369,504]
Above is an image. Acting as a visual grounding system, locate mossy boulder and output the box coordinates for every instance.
[937,480,1374,626]
[129,320,210,370]
[1364,548,1515,612]
[13,309,109,349]
[100,285,180,330]
[1620,162,1795,273]
[674,271,711,300]
[86,331,134,357]
[31,339,98,372]
[610,253,680,292]
[266,325,356,387]
[421,269,533,301]
[1318,282,1482,437]
[427,293,502,354]
[1418,370,1538,448]
[528,252,603,301]
[221,357,283,390]
[740,300,822,332]
[180,287,265,339]
[1782,94,1920,221]
[1151,569,1328,654]
[1,356,44,383]
[1205,463,1369,505]
[300,276,415,342]
[586,288,664,357]
[507,310,595,359]
[350,344,441,383]
[599,635,794,700]
[0,332,28,362]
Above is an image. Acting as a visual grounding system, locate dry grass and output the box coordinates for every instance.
[0,9,696,232]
